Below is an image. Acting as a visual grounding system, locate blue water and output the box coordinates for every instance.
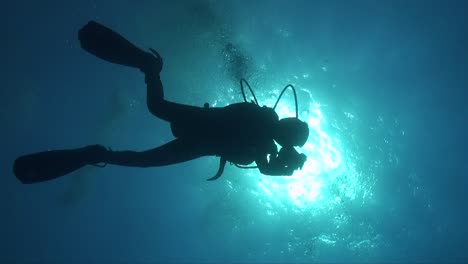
[3,0,468,263]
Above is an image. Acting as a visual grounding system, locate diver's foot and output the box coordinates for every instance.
[139,48,163,76]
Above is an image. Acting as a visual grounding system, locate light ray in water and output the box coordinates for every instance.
[241,84,371,215]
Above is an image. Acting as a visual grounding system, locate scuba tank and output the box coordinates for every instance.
[206,79,301,180]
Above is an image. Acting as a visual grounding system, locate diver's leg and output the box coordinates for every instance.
[13,140,210,184]
[78,21,182,121]
[145,74,165,118]
[144,74,204,123]
[102,139,209,167]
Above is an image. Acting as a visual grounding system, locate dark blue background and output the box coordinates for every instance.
[3,0,467,263]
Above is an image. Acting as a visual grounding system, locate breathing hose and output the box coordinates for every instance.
[235,79,300,170]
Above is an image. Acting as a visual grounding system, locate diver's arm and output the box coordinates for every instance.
[255,146,307,176]
[256,155,296,176]
[255,144,295,176]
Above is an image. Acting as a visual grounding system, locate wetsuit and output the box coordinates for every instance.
[102,75,279,168]
[13,20,305,184]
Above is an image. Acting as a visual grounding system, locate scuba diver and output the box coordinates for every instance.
[13,21,309,184]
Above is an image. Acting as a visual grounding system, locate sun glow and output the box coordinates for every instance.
[237,87,366,214]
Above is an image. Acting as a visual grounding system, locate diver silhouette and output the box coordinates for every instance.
[13,21,309,184]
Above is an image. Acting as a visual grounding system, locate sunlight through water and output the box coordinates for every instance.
[234,82,372,216]
[214,77,379,258]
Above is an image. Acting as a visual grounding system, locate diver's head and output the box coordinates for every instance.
[274,117,309,147]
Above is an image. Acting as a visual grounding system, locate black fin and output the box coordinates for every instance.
[78,21,148,70]
[13,145,105,184]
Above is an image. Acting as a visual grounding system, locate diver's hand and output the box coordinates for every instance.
[268,147,278,160]
[296,153,307,170]
[282,147,306,170]
[269,146,307,175]
[140,48,163,75]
